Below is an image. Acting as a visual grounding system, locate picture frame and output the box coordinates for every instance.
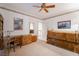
[57,20,71,29]
[14,18,23,30]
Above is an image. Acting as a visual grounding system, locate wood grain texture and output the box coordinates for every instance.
[47,30,79,53]
[0,15,3,49]
[22,34,37,46]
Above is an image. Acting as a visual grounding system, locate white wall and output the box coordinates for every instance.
[0,9,28,36]
[2,7,79,41]
[29,17,43,35]
[0,8,44,38]
[0,8,47,41]
[45,11,79,33]
[29,17,47,41]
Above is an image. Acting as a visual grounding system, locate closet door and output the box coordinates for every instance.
[0,15,3,49]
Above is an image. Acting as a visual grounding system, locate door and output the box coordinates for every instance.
[38,22,43,40]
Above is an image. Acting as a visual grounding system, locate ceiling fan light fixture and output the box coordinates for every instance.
[33,3,55,13]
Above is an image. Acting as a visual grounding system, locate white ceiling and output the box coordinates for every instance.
[0,3,79,20]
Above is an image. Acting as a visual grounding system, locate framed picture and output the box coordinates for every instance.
[14,18,23,30]
[58,20,71,29]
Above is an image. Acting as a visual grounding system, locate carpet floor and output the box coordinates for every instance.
[8,40,79,56]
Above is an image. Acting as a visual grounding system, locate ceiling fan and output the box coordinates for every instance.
[33,3,55,13]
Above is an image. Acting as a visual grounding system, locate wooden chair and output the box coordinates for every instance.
[7,37,16,52]
[7,36,23,53]
[14,36,23,48]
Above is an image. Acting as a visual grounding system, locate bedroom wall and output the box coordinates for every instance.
[0,9,29,36]
[0,8,47,41]
[2,7,79,41]
[45,11,79,33]
[0,8,43,38]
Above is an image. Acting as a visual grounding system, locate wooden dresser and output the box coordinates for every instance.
[22,34,37,45]
[3,34,37,48]
[47,30,79,54]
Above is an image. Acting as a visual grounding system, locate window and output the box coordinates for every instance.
[30,23,34,34]
[38,22,43,39]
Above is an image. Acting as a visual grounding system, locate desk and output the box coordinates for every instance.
[4,36,22,55]
[3,36,15,55]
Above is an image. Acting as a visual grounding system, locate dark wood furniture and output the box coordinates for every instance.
[4,36,23,55]
[0,15,3,49]
[47,30,79,53]
[14,36,23,47]
[22,34,37,45]
[4,34,37,48]
[7,37,16,53]
[3,34,37,55]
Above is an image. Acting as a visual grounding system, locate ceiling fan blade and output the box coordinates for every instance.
[46,5,55,8]
[33,6,41,8]
[44,8,48,13]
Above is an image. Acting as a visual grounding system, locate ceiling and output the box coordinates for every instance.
[0,3,79,20]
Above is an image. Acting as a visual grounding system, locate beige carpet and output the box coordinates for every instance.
[9,40,79,56]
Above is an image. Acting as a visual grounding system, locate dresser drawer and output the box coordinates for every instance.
[65,33,75,42]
